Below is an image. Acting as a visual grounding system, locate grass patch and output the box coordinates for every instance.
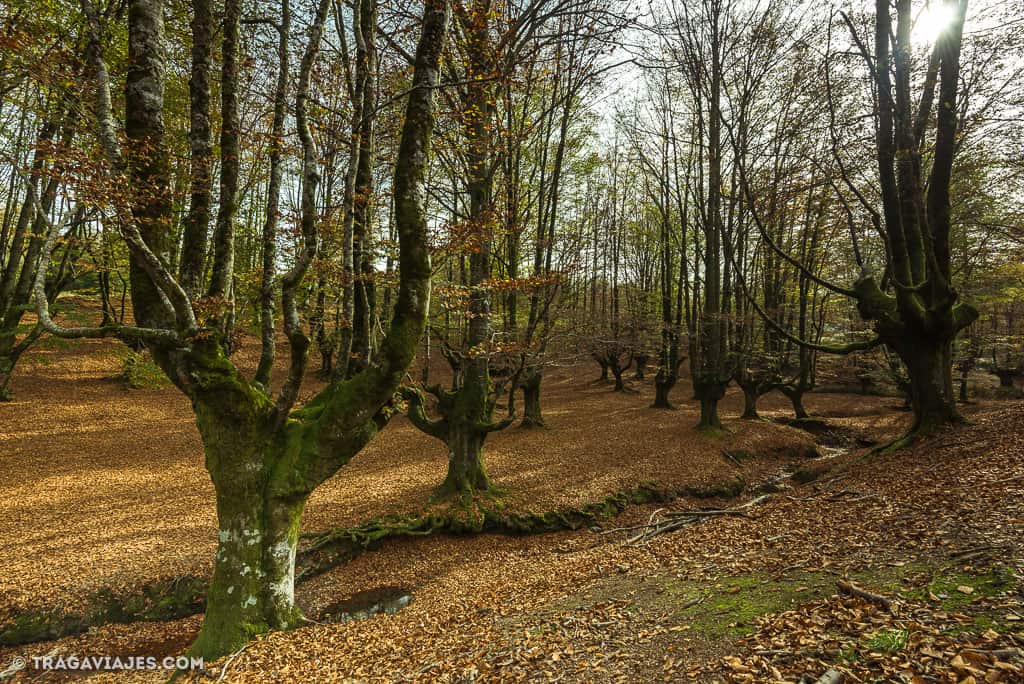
[865,628,908,653]
[545,559,1022,647]
[667,571,833,639]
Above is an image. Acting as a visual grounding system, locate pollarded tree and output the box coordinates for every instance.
[34,0,449,659]
[841,0,979,441]
[404,0,606,494]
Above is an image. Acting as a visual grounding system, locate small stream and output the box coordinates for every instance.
[318,586,413,624]
[756,419,875,491]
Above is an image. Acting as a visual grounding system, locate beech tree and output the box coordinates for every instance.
[32,0,449,659]
[839,0,978,442]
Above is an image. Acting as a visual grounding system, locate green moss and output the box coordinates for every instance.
[0,613,69,645]
[671,571,834,639]
[120,351,170,389]
[682,477,745,499]
[568,560,1019,648]
[696,424,730,439]
[900,565,1012,611]
[0,575,207,646]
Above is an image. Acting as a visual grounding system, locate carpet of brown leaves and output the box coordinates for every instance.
[0,334,869,617]
[2,332,1021,683]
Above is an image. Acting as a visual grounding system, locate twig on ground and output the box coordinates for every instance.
[836,580,893,613]
[216,645,249,683]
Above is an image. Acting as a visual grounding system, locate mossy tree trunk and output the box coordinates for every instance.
[404,357,516,497]
[349,0,379,376]
[398,0,516,497]
[848,1,977,445]
[188,385,303,656]
[41,0,449,662]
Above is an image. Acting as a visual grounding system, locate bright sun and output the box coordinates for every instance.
[913,2,958,44]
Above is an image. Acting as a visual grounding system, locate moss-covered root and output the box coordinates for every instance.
[0,576,206,646]
[297,479,746,580]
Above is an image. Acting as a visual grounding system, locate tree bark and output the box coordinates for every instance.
[254,0,291,389]
[695,378,725,431]
[520,367,544,428]
[740,382,759,420]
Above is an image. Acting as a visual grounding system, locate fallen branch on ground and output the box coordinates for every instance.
[836,579,893,612]
[813,668,844,684]
[615,494,773,544]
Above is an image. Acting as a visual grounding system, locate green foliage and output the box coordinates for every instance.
[865,628,908,653]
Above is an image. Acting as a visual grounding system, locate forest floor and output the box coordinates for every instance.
[1,322,1022,682]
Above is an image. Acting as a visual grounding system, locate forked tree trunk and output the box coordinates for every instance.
[611,364,626,392]
[850,1,976,446]
[58,0,448,662]
[404,363,515,498]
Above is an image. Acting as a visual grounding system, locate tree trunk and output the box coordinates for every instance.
[611,364,626,392]
[994,369,1016,388]
[439,425,490,497]
[190,480,306,659]
[902,338,962,436]
[788,389,809,420]
[740,382,760,420]
[0,348,16,401]
[633,354,647,380]
[695,380,725,431]
[651,377,675,409]
[520,368,544,428]
[54,0,446,665]
[698,392,722,431]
